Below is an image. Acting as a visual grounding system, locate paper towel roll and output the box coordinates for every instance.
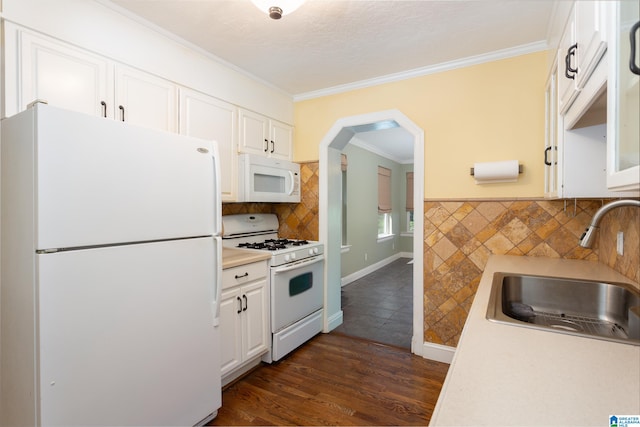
[473,160,520,184]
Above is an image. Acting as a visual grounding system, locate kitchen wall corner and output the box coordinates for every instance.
[224,168,638,352]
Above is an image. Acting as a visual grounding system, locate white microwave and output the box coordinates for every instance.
[238,154,301,203]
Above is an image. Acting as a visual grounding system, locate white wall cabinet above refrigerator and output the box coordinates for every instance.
[238,108,293,161]
[7,24,178,132]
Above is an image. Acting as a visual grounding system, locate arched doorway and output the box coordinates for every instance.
[318,109,425,356]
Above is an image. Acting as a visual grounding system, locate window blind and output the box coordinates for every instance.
[378,166,392,214]
[406,172,414,211]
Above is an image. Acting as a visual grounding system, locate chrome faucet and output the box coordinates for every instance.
[579,199,640,248]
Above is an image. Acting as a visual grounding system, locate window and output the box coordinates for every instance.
[378,212,392,236]
[406,171,414,232]
[406,210,414,232]
[378,166,392,238]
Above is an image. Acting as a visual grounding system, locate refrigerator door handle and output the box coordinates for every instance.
[211,142,222,234]
[212,236,223,327]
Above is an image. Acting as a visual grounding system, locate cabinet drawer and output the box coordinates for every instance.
[222,262,268,290]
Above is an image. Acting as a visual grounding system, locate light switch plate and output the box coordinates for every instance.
[617,231,624,256]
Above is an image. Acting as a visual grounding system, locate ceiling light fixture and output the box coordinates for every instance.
[251,0,305,19]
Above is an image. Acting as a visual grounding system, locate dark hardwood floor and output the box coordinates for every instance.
[209,332,449,426]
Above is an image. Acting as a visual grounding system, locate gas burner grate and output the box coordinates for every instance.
[238,238,309,251]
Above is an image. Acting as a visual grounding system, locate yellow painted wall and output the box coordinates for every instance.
[293,51,548,199]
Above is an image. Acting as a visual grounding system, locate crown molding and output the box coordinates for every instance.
[293,40,548,102]
[349,138,413,165]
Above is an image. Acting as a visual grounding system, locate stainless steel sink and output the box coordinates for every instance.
[486,273,640,345]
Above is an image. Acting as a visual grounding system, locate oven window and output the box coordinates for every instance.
[290,272,313,296]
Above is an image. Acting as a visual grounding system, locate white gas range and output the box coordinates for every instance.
[221,214,324,362]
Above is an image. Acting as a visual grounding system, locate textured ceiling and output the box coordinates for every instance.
[107,0,555,162]
[109,0,555,97]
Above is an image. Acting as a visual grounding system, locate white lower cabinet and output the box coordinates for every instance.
[220,261,269,385]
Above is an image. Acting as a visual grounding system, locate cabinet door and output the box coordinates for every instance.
[270,120,294,160]
[179,89,238,201]
[558,12,580,114]
[115,65,178,132]
[219,287,243,376]
[575,1,608,89]
[18,29,113,118]
[544,70,559,198]
[242,279,269,361]
[238,109,269,156]
[607,0,640,191]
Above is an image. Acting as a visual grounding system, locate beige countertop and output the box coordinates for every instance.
[222,247,271,270]
[430,255,640,427]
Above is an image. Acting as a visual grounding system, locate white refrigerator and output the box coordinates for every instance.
[1,103,222,426]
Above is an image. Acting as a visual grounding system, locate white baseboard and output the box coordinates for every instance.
[341,252,413,287]
[421,342,455,364]
[326,310,343,332]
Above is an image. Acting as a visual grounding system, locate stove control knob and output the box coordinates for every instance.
[290,252,296,260]
[309,248,318,255]
[284,254,291,262]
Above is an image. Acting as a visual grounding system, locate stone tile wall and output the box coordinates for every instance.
[422,199,640,347]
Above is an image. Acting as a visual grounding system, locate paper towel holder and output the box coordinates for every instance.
[470,164,523,176]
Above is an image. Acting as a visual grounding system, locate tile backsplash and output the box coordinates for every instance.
[422,199,639,347]
[223,163,639,349]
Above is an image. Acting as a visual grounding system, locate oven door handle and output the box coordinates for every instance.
[272,255,324,274]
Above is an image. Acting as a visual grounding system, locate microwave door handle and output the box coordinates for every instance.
[287,170,295,195]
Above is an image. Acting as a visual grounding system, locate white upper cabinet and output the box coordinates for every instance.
[179,88,239,202]
[544,69,559,198]
[558,1,608,116]
[15,26,113,118]
[8,24,178,133]
[545,1,637,199]
[270,120,294,160]
[558,11,579,115]
[238,108,293,161]
[114,65,178,133]
[238,108,269,155]
[575,1,608,89]
[607,0,640,191]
